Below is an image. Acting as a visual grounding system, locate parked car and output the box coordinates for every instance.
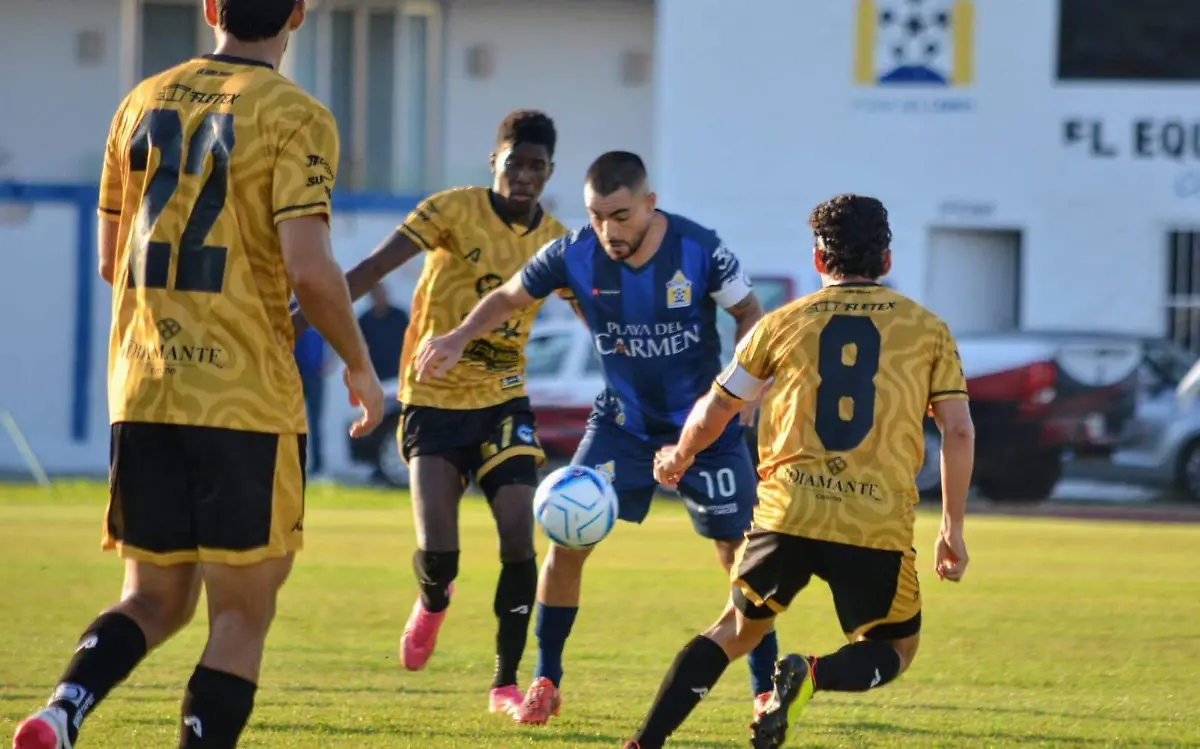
[923,331,1142,502]
[529,323,1142,502]
[1095,338,1200,501]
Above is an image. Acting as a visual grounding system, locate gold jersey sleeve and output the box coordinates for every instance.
[103,55,339,434]
[743,283,969,552]
[397,187,567,410]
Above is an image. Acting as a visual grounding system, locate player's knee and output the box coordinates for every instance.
[413,548,460,587]
[713,538,741,572]
[120,581,201,642]
[544,543,590,574]
[890,633,920,673]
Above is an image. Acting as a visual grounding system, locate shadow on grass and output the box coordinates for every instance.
[899,700,1166,726]
[838,720,1190,748]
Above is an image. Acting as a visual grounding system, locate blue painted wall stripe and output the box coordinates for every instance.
[0,181,425,443]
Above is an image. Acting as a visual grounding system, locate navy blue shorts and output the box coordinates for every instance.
[572,422,756,541]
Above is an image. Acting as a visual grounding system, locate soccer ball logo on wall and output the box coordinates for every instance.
[854,0,974,87]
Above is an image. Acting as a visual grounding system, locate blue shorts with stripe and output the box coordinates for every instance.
[571,421,756,541]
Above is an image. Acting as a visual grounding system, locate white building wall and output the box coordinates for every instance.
[442,0,655,227]
[0,0,125,182]
[655,0,1200,333]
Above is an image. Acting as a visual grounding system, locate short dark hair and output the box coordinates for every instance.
[808,194,892,279]
[214,0,295,43]
[585,151,647,196]
[496,109,557,157]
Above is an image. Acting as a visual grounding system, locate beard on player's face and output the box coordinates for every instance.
[602,219,651,261]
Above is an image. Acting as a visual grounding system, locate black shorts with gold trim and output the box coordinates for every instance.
[105,422,307,567]
[400,396,544,494]
[731,527,921,641]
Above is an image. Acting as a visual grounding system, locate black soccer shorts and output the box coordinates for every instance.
[105,422,307,566]
[731,527,922,641]
[399,396,544,494]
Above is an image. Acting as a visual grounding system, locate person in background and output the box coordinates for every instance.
[358,283,410,380]
[295,327,330,476]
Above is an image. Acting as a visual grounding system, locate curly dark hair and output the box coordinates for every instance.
[214,0,295,42]
[808,194,892,279]
[496,109,557,157]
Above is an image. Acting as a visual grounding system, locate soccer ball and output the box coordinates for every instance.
[533,465,619,549]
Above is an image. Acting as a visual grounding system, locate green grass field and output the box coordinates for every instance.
[1,483,1197,748]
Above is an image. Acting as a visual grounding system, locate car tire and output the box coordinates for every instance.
[374,415,410,488]
[976,451,1063,503]
[1172,438,1200,502]
[917,426,942,499]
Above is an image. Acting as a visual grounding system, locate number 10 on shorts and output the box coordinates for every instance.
[698,468,736,498]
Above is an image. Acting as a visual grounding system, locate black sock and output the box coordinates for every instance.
[48,611,148,744]
[413,549,459,613]
[811,640,901,692]
[178,666,257,748]
[633,636,730,749]
[493,557,537,688]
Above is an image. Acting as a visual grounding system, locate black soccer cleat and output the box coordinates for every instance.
[750,655,814,749]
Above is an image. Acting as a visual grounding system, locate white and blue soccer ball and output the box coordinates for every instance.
[533,465,619,549]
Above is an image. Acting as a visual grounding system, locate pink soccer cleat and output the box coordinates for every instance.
[511,677,561,725]
[398,585,452,672]
[753,691,773,722]
[13,707,72,749]
[488,684,523,716]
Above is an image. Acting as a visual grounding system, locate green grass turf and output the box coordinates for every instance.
[0,482,1197,748]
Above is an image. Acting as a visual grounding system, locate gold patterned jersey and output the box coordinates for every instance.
[398,187,566,410]
[100,54,338,433]
[720,283,968,551]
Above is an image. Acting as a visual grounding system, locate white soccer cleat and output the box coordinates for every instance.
[12,706,74,749]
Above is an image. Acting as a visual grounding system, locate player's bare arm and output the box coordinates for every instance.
[724,292,766,424]
[931,397,974,582]
[726,291,764,342]
[292,229,424,334]
[415,274,536,381]
[97,216,119,285]
[281,215,384,436]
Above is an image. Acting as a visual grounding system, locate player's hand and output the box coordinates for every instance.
[344,366,385,437]
[934,522,969,582]
[414,332,468,382]
[653,445,694,489]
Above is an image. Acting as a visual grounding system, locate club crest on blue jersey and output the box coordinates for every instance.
[594,460,616,484]
[666,270,692,309]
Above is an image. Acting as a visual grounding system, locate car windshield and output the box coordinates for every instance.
[525,333,573,378]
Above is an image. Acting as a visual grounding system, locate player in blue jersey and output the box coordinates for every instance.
[414,151,779,725]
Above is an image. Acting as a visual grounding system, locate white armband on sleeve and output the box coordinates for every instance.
[710,272,753,309]
[715,359,767,401]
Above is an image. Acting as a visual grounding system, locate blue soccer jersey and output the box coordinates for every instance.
[521,212,753,443]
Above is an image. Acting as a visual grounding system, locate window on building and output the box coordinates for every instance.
[139,1,202,77]
[1166,231,1200,355]
[288,2,440,194]
[1058,0,1200,82]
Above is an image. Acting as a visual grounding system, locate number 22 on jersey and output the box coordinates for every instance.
[126,108,235,294]
[814,315,881,452]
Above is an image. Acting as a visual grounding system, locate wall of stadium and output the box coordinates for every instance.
[0,192,419,477]
[0,0,651,477]
[0,0,654,221]
[654,0,1200,334]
